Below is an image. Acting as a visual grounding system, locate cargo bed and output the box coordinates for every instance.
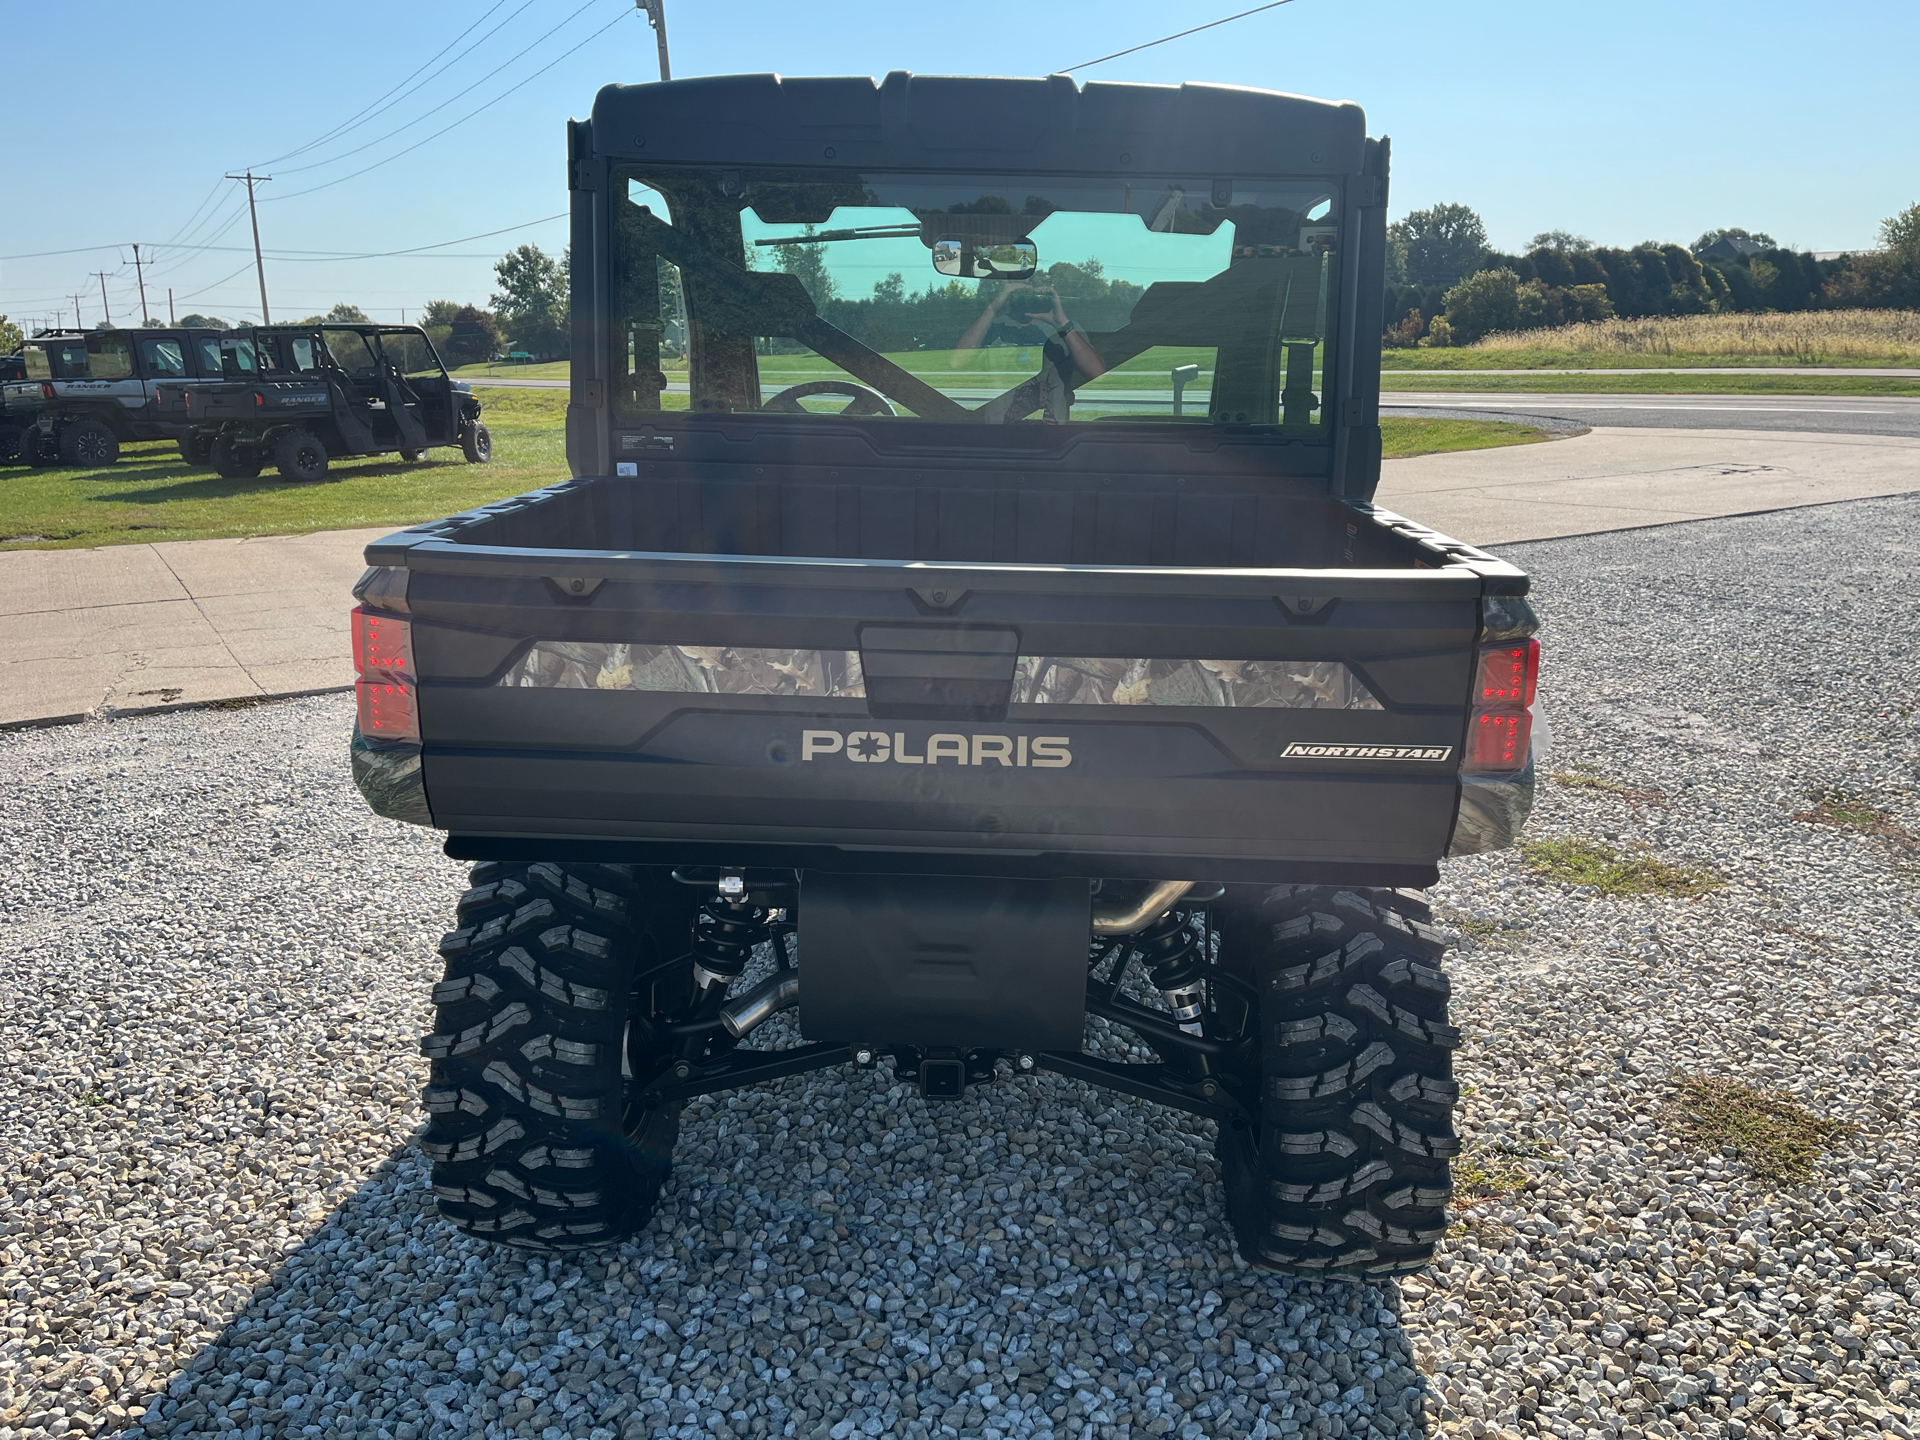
[359,453,1533,885]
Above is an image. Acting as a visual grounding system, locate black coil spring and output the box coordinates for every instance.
[1134,908,1204,992]
[691,898,768,983]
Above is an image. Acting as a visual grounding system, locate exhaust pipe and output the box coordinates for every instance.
[1091,880,1195,935]
[718,971,800,1038]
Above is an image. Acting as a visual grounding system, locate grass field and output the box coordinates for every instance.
[1384,308,1920,369]
[0,388,1544,551]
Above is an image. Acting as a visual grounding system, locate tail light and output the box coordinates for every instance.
[41,382,55,400]
[351,606,419,742]
[253,390,265,407]
[1463,637,1538,775]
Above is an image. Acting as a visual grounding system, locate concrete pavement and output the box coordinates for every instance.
[1383,391,1920,438]
[3,425,1918,728]
[0,528,385,727]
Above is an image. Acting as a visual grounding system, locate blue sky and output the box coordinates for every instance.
[5,0,1915,330]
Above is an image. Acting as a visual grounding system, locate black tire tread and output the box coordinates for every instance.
[420,861,677,1250]
[1220,884,1459,1276]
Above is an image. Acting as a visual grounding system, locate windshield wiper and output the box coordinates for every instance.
[752,224,922,246]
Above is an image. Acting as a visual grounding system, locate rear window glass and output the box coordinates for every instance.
[88,338,134,380]
[217,339,259,375]
[140,338,188,377]
[49,342,91,378]
[24,348,52,381]
[196,338,222,375]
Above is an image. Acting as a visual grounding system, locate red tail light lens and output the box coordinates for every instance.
[1462,636,1540,776]
[41,382,55,400]
[252,390,265,407]
[351,606,414,681]
[351,607,419,741]
[1468,710,1532,772]
[356,682,420,742]
[1474,638,1539,708]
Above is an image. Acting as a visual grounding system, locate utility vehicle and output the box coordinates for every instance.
[2,326,227,466]
[348,73,1540,1272]
[157,322,490,481]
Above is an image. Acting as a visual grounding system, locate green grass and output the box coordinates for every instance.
[449,359,577,380]
[1520,837,1722,898]
[0,391,1542,551]
[0,387,566,551]
[1668,1076,1853,1187]
[1549,770,1669,804]
[1791,788,1918,850]
[1379,418,1550,458]
[1380,371,1920,396]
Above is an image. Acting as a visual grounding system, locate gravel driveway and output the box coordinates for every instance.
[2,495,1917,1440]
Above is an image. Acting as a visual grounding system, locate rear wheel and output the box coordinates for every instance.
[273,427,328,482]
[209,433,263,480]
[19,426,55,468]
[399,447,427,462]
[59,417,119,467]
[0,423,22,465]
[461,420,491,463]
[177,432,215,467]
[421,861,697,1249]
[1216,885,1460,1275]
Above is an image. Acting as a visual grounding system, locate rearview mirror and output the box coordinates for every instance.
[931,237,1038,281]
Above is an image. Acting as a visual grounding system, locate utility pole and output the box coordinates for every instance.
[71,294,86,330]
[131,244,151,324]
[225,170,274,323]
[91,273,113,326]
[168,288,176,325]
[637,0,670,81]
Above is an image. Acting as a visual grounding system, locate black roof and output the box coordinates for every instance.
[589,72,1368,178]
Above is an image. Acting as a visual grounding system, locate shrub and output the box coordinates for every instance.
[1441,268,1521,344]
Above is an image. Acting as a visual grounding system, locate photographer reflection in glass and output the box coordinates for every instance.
[953,282,1108,421]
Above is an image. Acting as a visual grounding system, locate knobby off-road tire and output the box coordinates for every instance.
[19,426,56,468]
[209,433,262,480]
[420,861,693,1249]
[178,431,215,467]
[59,417,120,467]
[273,427,328,481]
[0,422,23,466]
[460,421,491,463]
[1217,885,1461,1275]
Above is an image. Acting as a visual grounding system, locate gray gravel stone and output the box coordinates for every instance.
[1,493,1917,1440]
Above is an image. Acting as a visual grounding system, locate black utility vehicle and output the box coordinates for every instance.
[349,74,1540,1273]
[158,323,490,481]
[2,326,227,466]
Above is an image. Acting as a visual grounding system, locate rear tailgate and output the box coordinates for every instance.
[367,505,1524,883]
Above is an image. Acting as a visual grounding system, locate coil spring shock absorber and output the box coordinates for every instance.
[690,874,768,998]
[1135,908,1206,1039]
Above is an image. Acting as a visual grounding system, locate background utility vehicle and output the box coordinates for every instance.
[348,73,1540,1274]
[3,325,230,466]
[158,322,490,481]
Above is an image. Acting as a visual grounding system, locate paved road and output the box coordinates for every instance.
[1383,391,1920,438]
[1380,365,1920,377]
[468,376,1920,438]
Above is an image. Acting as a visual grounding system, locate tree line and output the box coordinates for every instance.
[1383,201,1920,346]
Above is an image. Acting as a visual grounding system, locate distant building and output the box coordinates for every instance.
[1697,236,1764,262]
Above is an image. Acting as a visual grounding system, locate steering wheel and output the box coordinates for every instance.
[760,380,896,417]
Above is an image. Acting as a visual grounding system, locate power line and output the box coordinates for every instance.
[1060,0,1300,72]
[272,0,605,179]
[249,0,523,168]
[225,171,275,323]
[3,211,567,270]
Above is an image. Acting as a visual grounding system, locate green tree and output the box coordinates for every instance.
[1388,203,1489,288]
[1529,230,1592,253]
[769,227,836,308]
[177,313,230,330]
[1881,202,1920,260]
[873,272,905,304]
[420,299,463,328]
[443,305,501,367]
[491,243,569,356]
[0,316,23,353]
